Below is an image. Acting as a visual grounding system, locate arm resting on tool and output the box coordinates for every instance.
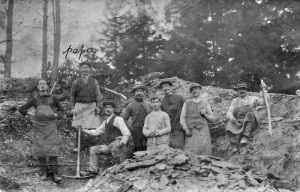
[82,121,105,136]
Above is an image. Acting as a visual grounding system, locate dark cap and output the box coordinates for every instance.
[158,80,173,89]
[234,82,250,90]
[189,83,202,92]
[103,101,116,108]
[131,85,146,93]
[79,62,92,68]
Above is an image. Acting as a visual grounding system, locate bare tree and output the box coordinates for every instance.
[50,0,60,85]
[3,0,14,78]
[41,0,48,78]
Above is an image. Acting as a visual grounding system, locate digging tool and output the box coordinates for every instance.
[261,80,272,137]
[62,126,92,179]
[104,87,127,100]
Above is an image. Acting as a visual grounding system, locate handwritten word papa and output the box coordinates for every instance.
[62,45,97,59]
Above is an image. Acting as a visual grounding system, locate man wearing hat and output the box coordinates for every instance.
[180,83,217,155]
[123,85,152,151]
[70,62,102,151]
[158,79,185,149]
[81,101,133,176]
[226,81,269,150]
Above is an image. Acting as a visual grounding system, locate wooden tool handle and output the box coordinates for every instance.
[260,80,272,137]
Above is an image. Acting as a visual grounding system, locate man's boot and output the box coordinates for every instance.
[49,156,62,182]
[38,157,48,181]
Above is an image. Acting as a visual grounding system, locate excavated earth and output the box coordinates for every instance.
[0,75,300,191]
[81,75,300,192]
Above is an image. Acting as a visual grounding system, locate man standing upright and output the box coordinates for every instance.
[159,80,185,150]
[19,79,63,182]
[70,62,102,151]
[123,85,152,152]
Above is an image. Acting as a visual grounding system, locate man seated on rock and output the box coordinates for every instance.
[143,96,171,151]
[226,81,269,151]
[80,101,134,177]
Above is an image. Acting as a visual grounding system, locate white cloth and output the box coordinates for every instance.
[88,114,131,144]
[72,102,101,129]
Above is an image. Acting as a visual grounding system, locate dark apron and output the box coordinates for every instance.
[33,105,59,157]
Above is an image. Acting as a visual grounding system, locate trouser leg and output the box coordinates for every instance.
[48,156,59,174]
[170,131,185,150]
[89,145,110,172]
[38,156,48,175]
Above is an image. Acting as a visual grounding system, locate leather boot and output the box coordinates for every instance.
[49,156,62,182]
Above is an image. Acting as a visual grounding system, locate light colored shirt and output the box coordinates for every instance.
[87,114,131,144]
[180,97,214,131]
[226,95,267,119]
[143,110,171,137]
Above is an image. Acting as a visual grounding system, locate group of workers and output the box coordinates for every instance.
[18,61,269,181]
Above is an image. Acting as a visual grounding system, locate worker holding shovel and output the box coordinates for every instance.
[226,81,270,153]
[80,101,134,177]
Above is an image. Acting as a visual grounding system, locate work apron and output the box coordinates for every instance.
[226,104,258,135]
[33,105,59,157]
[184,101,212,156]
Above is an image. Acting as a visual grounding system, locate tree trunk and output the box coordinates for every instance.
[51,0,61,85]
[41,0,48,79]
[4,0,14,78]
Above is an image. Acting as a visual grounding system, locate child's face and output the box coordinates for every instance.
[151,99,161,110]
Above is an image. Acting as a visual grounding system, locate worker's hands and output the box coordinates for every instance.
[149,131,156,137]
[54,113,58,118]
[229,116,237,124]
[70,108,75,114]
[185,129,192,137]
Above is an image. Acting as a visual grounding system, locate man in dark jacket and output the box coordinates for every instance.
[19,79,63,182]
[70,62,102,151]
[123,85,152,151]
[159,80,185,150]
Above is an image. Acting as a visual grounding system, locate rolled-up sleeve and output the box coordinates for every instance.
[180,102,188,130]
[114,117,131,144]
[70,80,77,107]
[88,121,105,136]
[226,99,236,119]
[94,80,102,106]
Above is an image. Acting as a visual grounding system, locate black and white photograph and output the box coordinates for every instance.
[0,0,300,191]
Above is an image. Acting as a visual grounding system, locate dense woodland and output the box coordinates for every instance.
[0,0,300,94]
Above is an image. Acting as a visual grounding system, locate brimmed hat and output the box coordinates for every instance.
[234,82,250,90]
[131,85,146,93]
[158,80,173,89]
[189,83,202,92]
[79,62,92,68]
[103,101,116,108]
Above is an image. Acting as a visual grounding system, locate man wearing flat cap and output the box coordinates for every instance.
[123,85,151,152]
[226,81,269,151]
[158,79,185,150]
[81,101,133,176]
[70,62,102,152]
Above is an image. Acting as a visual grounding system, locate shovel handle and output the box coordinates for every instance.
[75,127,81,177]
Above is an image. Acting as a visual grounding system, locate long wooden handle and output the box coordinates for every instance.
[75,127,81,177]
[261,80,272,137]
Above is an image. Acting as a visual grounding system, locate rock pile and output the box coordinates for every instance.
[82,148,279,192]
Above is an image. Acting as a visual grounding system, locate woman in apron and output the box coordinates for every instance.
[19,79,63,182]
[180,83,217,155]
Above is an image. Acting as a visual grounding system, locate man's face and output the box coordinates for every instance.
[38,80,49,92]
[162,84,172,95]
[151,99,161,110]
[237,88,248,98]
[134,89,144,99]
[104,105,114,115]
[191,87,201,97]
[80,64,90,76]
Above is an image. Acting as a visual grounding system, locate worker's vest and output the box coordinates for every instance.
[104,115,122,144]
